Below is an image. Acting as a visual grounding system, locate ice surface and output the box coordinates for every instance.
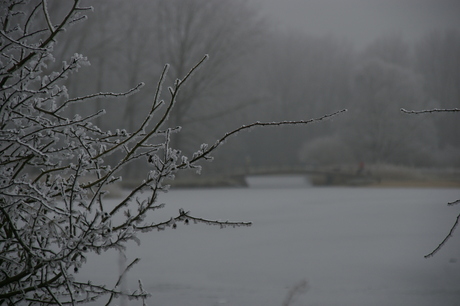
[79,187,460,306]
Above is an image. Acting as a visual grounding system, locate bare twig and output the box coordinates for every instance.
[105,257,143,306]
[183,109,347,167]
[401,108,460,114]
[448,199,460,206]
[425,212,460,258]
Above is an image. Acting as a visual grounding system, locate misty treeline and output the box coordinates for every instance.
[52,0,460,177]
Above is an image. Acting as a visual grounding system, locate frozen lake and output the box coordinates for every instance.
[79,185,460,306]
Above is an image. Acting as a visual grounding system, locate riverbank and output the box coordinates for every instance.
[354,165,460,188]
[120,166,460,189]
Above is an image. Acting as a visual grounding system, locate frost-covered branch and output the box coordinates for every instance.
[0,0,91,88]
[401,107,460,114]
[0,1,342,304]
[133,208,252,232]
[59,82,144,112]
[183,109,347,167]
[104,257,149,305]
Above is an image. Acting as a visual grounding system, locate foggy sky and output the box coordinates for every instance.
[254,0,460,48]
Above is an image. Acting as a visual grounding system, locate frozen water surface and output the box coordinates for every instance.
[79,185,460,306]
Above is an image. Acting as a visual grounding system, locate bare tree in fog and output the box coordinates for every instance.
[261,32,353,120]
[240,32,354,168]
[53,0,265,152]
[414,30,460,165]
[150,0,265,152]
[50,0,266,178]
[343,58,437,165]
[362,33,411,67]
[49,1,122,119]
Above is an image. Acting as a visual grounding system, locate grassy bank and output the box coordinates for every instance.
[119,165,460,189]
[310,164,460,188]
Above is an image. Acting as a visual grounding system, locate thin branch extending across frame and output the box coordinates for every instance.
[57,83,145,112]
[0,30,49,52]
[401,108,460,114]
[448,199,460,206]
[425,212,460,258]
[184,109,348,166]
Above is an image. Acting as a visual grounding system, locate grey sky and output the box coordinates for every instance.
[254,0,460,48]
